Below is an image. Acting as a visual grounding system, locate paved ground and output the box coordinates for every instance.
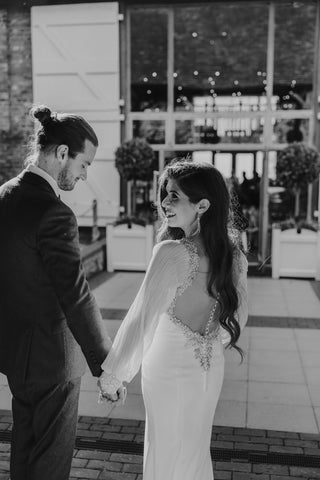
[0,272,320,478]
[0,412,320,479]
[81,275,320,433]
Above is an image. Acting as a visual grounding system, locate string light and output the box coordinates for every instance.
[147,89,152,94]
[143,77,148,82]
[194,70,199,76]
[173,72,178,78]
[221,31,227,37]
[234,80,239,85]
[152,72,157,77]
[192,32,198,37]
[215,71,220,77]
[177,86,183,91]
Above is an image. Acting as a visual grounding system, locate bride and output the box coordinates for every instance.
[99,159,248,480]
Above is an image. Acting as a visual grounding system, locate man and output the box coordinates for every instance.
[0,105,117,479]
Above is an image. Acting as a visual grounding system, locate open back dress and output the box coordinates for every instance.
[102,238,248,480]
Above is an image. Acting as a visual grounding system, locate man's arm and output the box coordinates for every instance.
[37,202,111,376]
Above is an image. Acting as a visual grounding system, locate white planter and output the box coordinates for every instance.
[106,223,154,272]
[271,226,320,280]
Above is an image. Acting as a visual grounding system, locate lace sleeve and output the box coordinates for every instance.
[101,240,188,388]
[220,249,249,345]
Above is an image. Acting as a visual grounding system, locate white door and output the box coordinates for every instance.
[31,2,122,226]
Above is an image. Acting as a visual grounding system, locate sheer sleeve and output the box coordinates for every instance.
[220,250,249,345]
[101,240,188,386]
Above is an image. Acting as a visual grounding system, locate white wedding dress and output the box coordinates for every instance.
[102,238,248,480]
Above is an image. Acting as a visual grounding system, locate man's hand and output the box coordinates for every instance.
[97,372,127,405]
[99,384,127,405]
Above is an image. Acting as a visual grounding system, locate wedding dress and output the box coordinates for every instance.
[101,238,248,480]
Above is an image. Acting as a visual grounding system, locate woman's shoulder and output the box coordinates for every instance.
[153,239,186,258]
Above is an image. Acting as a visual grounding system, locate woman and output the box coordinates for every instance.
[99,160,248,480]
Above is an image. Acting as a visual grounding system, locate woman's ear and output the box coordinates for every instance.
[198,199,211,215]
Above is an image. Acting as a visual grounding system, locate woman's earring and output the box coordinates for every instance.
[189,212,201,237]
[196,212,201,235]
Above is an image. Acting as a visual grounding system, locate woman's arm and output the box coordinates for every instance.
[99,240,188,395]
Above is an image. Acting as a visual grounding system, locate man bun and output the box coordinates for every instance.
[30,105,54,126]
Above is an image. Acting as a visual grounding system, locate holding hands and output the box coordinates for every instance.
[98,371,127,406]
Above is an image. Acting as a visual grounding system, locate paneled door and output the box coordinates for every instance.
[31,2,123,225]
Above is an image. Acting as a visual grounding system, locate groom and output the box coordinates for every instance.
[0,106,114,479]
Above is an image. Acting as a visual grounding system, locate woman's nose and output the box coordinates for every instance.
[162,196,169,207]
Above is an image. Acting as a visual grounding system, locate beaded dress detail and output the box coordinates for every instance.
[167,238,220,371]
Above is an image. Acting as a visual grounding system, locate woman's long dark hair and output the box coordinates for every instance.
[157,159,245,360]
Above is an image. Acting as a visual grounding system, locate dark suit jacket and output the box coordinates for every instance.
[0,171,111,385]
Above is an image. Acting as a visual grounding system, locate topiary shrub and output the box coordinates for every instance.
[276,142,320,218]
[115,137,155,218]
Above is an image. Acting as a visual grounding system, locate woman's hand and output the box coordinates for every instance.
[98,371,127,405]
[100,384,127,405]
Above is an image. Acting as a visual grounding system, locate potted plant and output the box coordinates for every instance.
[106,138,156,272]
[271,142,320,279]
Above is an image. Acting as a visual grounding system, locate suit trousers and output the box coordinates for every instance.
[7,376,82,480]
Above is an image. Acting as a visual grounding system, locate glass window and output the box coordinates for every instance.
[133,120,166,144]
[175,117,264,144]
[214,153,233,178]
[174,4,269,112]
[272,118,310,144]
[273,2,316,110]
[131,9,168,111]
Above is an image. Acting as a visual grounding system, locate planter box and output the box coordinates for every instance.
[271,226,320,279]
[106,223,154,272]
[80,237,106,278]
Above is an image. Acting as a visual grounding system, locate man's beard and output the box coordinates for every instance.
[57,166,77,191]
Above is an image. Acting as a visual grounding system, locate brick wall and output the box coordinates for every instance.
[0,7,33,185]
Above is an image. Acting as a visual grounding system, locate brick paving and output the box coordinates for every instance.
[0,413,319,479]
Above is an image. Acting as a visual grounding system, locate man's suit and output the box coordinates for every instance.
[0,170,111,479]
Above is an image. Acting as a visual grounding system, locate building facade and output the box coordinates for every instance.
[1,0,320,263]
